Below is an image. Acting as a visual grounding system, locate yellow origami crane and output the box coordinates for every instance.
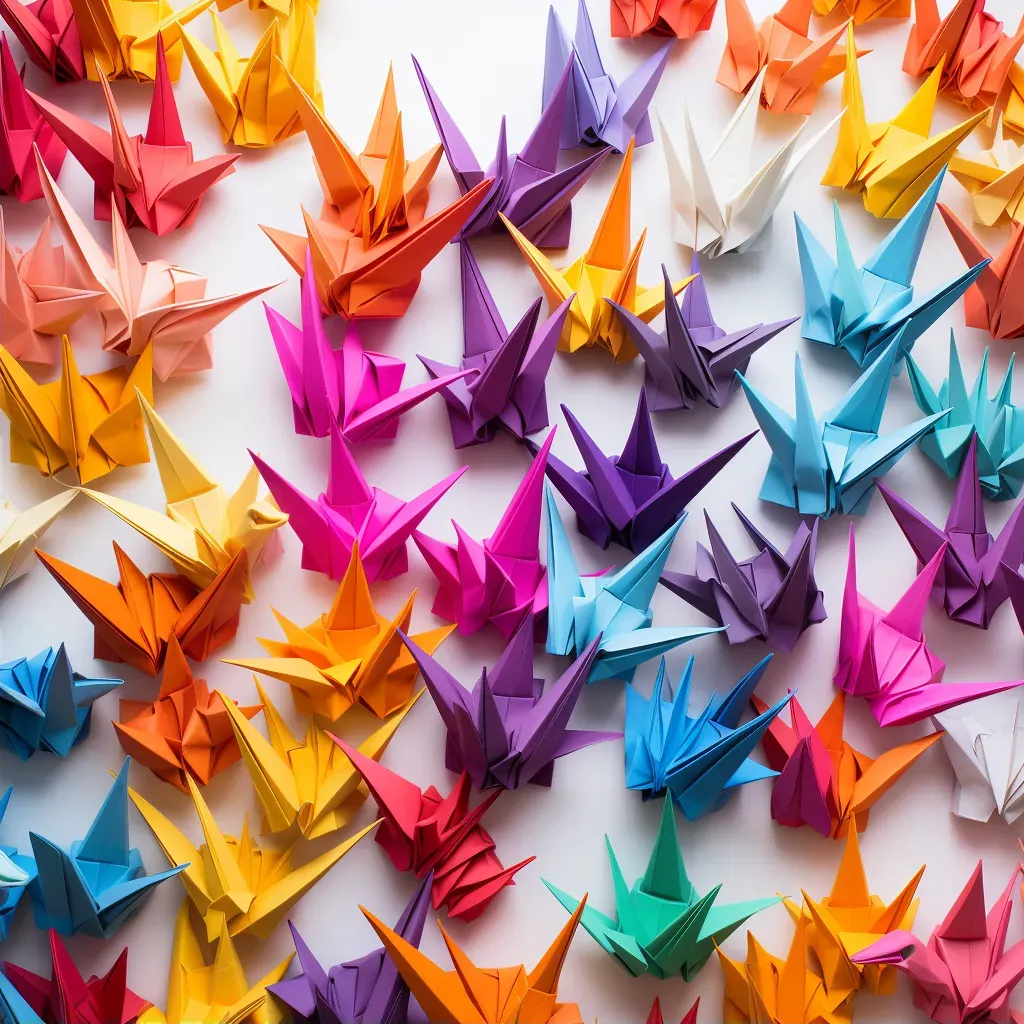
[949,123,1024,227]
[182,0,320,147]
[0,488,76,591]
[224,543,453,721]
[501,138,692,361]
[216,0,318,12]
[822,24,988,218]
[219,679,421,838]
[83,393,287,598]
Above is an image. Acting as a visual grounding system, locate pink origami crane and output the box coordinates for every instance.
[834,525,1023,727]
[252,422,467,584]
[0,0,84,82]
[30,35,237,235]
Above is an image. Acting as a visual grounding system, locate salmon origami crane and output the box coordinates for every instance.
[261,66,491,320]
[502,139,691,361]
[0,486,74,594]
[812,0,908,24]
[611,0,717,38]
[334,738,534,922]
[948,125,1024,228]
[0,0,84,82]
[224,543,452,721]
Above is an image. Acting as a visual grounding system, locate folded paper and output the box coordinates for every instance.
[0,788,35,939]
[612,0,716,37]
[949,126,1024,228]
[0,487,74,593]
[813,0,908,23]
[0,0,84,82]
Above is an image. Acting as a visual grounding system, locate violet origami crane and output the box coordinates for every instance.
[660,505,825,653]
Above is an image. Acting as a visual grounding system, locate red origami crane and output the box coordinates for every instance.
[645,998,699,1024]
[0,0,84,83]
[611,0,717,38]
[332,737,534,922]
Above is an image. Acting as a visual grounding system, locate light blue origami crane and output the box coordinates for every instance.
[0,788,35,942]
[0,645,121,761]
[796,170,988,370]
[906,331,1024,502]
[737,338,949,518]
[25,758,184,938]
[544,485,721,682]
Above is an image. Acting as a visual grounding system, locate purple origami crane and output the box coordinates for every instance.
[413,55,611,246]
[535,390,756,553]
[251,423,467,584]
[413,431,553,637]
[609,258,796,414]
[269,874,432,1024]
[402,614,619,790]
[266,250,473,441]
[878,436,1024,631]
[660,504,825,653]
[419,244,569,449]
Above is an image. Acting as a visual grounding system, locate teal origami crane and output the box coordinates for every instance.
[796,171,988,370]
[543,798,779,980]
[624,655,792,821]
[738,338,949,518]
[907,332,1024,502]
[544,486,721,682]
[0,788,34,942]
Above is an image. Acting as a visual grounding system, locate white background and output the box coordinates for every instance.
[2,1,1023,1021]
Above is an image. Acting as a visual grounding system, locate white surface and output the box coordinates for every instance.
[2,1,1024,1021]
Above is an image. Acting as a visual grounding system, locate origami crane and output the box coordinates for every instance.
[0,0,84,82]
[0,788,35,940]
[812,0,908,23]
[216,0,317,8]
[414,54,610,246]
[644,999,700,1024]
[851,861,1024,1024]
[834,525,1024,727]
[822,26,988,219]
[334,738,534,922]
[756,689,941,837]
[270,877,431,1024]
[225,542,451,721]
[737,341,948,518]
[26,758,184,938]
[661,505,825,652]
[949,126,1024,228]
[503,139,690,361]
[611,0,716,37]
[0,487,74,594]
[624,654,791,820]
[128,772,374,941]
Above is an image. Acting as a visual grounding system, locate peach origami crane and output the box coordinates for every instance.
[502,139,690,361]
[362,900,585,1024]
[0,487,74,593]
[812,0,908,24]
[36,544,250,676]
[0,0,85,82]
[612,0,717,38]
[224,543,453,720]
[948,124,1024,227]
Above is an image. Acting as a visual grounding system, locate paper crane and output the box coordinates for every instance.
[812,0,908,23]
[612,0,717,37]
[538,391,755,553]
[0,487,74,594]
[0,789,33,941]
[624,654,791,820]
[414,54,611,246]
[661,505,825,653]
[502,139,691,361]
[949,126,1024,228]
[737,340,949,518]
[1007,65,1024,136]
[217,0,317,9]
[333,738,534,922]
[823,26,988,219]
[643,999,700,1024]
[0,0,84,82]
[834,525,1024,727]
[404,615,618,790]
[756,689,940,837]
[224,543,452,721]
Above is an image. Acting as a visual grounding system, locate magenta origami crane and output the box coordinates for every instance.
[267,249,472,441]
[419,244,569,449]
[413,431,553,638]
[252,423,467,584]
[878,437,1024,631]
[0,0,84,82]
[834,525,1024,727]
[852,862,1024,1024]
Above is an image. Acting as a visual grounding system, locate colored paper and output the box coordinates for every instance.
[216,0,317,9]
[0,0,84,82]
[612,0,716,37]
[0,487,74,593]
[0,789,33,940]
[949,125,1024,228]
[813,0,907,23]
[643,998,700,1024]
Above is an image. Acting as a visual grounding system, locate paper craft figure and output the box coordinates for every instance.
[269,877,431,1024]
[644,999,700,1024]
[661,505,825,652]
[503,139,690,361]
[1006,65,1024,136]
[0,488,74,594]
[737,341,947,518]
[612,0,716,37]
[624,654,791,820]
[0,789,33,940]
[216,0,317,9]
[756,689,940,837]
[546,797,778,981]
[812,0,908,23]
[949,127,1024,228]
[0,0,84,82]
[225,543,452,721]
[834,525,1024,726]
[334,738,533,922]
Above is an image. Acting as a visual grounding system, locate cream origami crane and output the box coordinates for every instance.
[949,123,1024,227]
[502,138,689,360]
[182,1,320,148]
[0,487,76,594]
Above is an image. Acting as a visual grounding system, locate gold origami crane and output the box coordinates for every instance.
[949,123,1024,227]
[502,138,690,361]
[0,487,76,592]
[812,0,908,24]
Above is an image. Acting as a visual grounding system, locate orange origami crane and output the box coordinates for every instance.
[224,543,453,721]
[611,0,718,38]
[502,138,689,361]
[261,67,492,319]
[812,0,909,25]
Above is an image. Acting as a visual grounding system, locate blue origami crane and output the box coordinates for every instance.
[26,758,184,938]
[796,170,988,369]
[0,788,35,942]
[624,655,792,821]
[0,645,121,761]
[544,485,721,682]
[737,338,949,518]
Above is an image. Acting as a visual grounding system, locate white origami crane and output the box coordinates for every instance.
[0,487,76,593]
[660,69,840,258]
